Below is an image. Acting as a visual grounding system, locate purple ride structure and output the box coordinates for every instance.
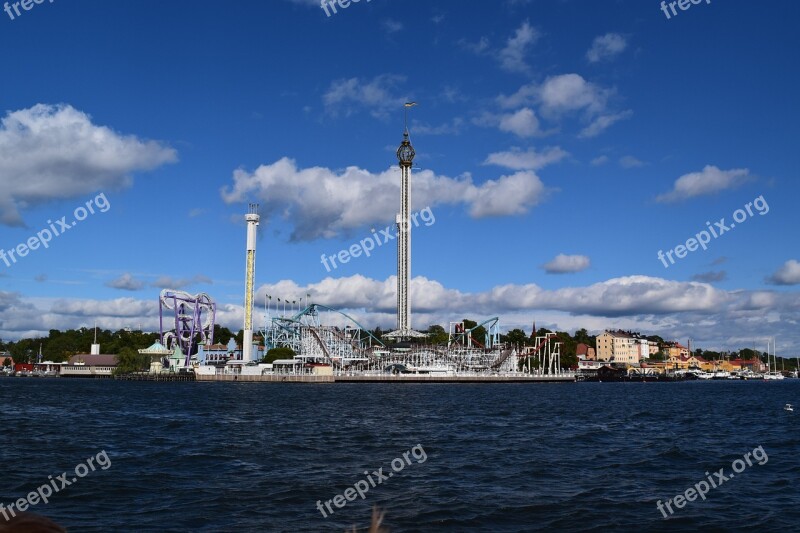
[159,289,216,367]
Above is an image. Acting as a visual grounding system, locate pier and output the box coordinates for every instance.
[194,373,574,384]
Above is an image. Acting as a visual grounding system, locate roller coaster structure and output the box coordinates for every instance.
[262,303,564,375]
[159,290,216,366]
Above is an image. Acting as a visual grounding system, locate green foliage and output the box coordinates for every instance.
[2,357,11,367]
[503,328,528,347]
[6,328,160,364]
[235,329,244,347]
[427,325,448,345]
[213,324,235,346]
[573,328,596,348]
[462,319,487,347]
[739,348,758,360]
[263,346,296,363]
[650,351,666,361]
[113,347,151,376]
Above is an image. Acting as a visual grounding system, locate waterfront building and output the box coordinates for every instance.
[596,331,639,364]
[61,354,118,377]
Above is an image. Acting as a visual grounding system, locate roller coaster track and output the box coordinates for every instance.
[490,348,516,369]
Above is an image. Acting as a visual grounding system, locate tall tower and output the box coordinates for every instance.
[395,130,414,335]
[242,204,260,362]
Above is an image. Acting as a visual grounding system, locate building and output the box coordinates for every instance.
[138,341,173,373]
[596,331,641,365]
[576,343,596,361]
[61,354,118,377]
[662,341,689,359]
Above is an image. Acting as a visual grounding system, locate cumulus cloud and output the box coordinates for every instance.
[493,74,623,138]
[586,33,627,63]
[657,165,753,202]
[538,74,610,117]
[542,254,591,274]
[591,155,609,166]
[0,104,177,227]
[498,21,540,73]
[498,108,541,137]
[484,146,568,171]
[767,260,800,286]
[106,273,146,291]
[3,276,800,349]
[220,157,550,240]
[323,75,408,119]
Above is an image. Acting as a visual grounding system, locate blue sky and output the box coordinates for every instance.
[0,0,798,354]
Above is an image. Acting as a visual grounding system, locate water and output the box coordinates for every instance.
[1,379,798,531]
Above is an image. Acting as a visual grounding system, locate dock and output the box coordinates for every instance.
[194,373,574,383]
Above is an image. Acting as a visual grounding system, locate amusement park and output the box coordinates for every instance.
[149,122,574,384]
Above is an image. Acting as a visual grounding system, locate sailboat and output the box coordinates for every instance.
[764,338,785,380]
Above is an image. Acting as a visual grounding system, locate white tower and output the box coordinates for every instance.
[386,125,425,340]
[242,204,260,362]
[396,131,413,334]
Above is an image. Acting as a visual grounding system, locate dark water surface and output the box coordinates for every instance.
[1,379,799,532]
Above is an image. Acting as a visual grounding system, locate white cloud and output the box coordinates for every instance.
[591,155,609,166]
[0,104,177,227]
[220,158,550,240]
[3,276,800,351]
[579,110,632,138]
[484,146,568,170]
[620,155,645,168]
[411,117,465,136]
[106,273,145,291]
[498,107,541,137]
[657,165,752,202]
[538,74,609,117]
[467,171,547,218]
[499,21,540,73]
[322,75,408,119]
[382,19,403,34]
[495,74,620,137]
[542,254,591,274]
[586,33,627,63]
[767,260,800,286]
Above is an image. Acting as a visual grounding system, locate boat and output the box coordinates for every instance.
[785,404,794,412]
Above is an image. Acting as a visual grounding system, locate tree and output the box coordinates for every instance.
[427,325,448,345]
[263,347,295,363]
[462,319,487,347]
[650,351,666,361]
[213,324,235,346]
[739,348,758,360]
[2,357,11,367]
[113,347,150,375]
[504,328,528,347]
[574,328,595,347]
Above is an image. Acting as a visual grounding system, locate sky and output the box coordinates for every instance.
[0,0,798,355]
